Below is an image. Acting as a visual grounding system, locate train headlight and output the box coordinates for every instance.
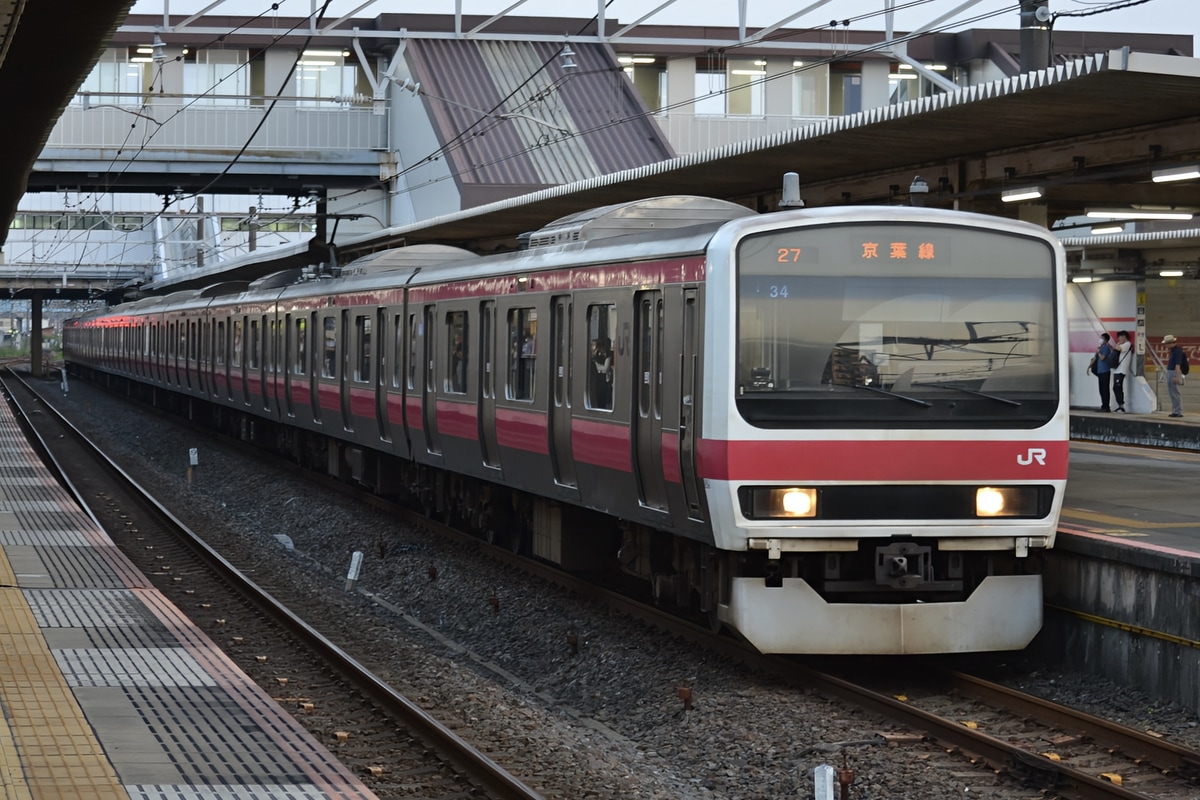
[975,487,1027,517]
[743,487,818,519]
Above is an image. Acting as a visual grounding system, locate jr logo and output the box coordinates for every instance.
[1017,448,1047,466]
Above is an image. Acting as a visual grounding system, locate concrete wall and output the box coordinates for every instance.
[1037,539,1200,713]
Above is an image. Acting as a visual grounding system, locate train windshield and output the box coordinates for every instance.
[735,222,1058,428]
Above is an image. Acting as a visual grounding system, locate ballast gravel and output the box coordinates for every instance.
[46,374,1200,799]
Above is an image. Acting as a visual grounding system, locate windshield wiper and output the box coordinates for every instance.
[851,382,932,407]
[940,383,1022,407]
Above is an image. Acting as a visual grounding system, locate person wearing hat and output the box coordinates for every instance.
[1164,334,1185,417]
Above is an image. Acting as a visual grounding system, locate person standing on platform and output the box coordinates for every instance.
[1164,334,1185,417]
[1093,332,1115,412]
[1112,330,1132,412]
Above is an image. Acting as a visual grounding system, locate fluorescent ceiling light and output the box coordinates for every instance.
[898,63,913,70]
[753,59,767,66]
[1160,270,1185,277]
[1071,275,1094,283]
[1001,186,1044,203]
[1089,223,1125,235]
[928,64,948,71]
[1087,208,1194,220]
[731,69,765,76]
[1152,165,1200,183]
[298,60,335,66]
[792,60,805,67]
[130,57,152,63]
[890,74,918,80]
[303,49,347,58]
[136,47,154,54]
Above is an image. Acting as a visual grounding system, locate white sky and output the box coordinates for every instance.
[128,0,1198,51]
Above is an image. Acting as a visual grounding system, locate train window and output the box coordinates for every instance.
[294,318,307,375]
[356,315,372,383]
[268,319,277,372]
[248,319,259,370]
[586,305,615,411]
[216,321,226,366]
[393,314,403,389]
[321,317,337,378]
[232,319,244,368]
[407,314,419,390]
[507,308,537,401]
[446,311,467,394]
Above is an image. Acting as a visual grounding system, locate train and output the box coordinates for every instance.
[64,195,1069,655]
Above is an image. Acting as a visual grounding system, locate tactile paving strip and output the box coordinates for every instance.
[19,545,128,588]
[25,588,157,628]
[56,647,217,689]
[0,529,94,546]
[99,685,312,785]
[124,784,334,800]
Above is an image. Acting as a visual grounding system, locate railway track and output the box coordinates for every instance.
[20,368,1200,800]
[2,369,543,800]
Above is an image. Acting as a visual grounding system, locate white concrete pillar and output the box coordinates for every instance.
[860,60,891,110]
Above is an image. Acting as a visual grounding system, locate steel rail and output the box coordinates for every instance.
[2,368,544,800]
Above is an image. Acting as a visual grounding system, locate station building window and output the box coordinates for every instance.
[296,49,369,107]
[620,56,666,112]
[694,56,765,116]
[184,48,250,105]
[75,48,145,106]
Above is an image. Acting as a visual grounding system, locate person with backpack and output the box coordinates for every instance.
[1112,330,1132,412]
[1164,334,1187,417]
[1092,332,1116,412]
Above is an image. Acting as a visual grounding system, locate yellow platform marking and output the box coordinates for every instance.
[0,548,128,800]
[1062,507,1199,530]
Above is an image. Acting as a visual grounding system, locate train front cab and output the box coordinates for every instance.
[701,207,1069,655]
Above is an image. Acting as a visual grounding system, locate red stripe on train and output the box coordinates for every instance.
[496,407,550,455]
[661,431,681,483]
[571,417,631,471]
[437,399,478,440]
[696,439,1069,482]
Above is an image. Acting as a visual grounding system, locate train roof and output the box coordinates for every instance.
[523,195,755,249]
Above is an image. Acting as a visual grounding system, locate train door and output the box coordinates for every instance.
[632,291,668,511]
[478,300,500,470]
[549,296,577,488]
[679,289,704,519]
[341,310,353,431]
[375,308,391,442]
[421,305,441,454]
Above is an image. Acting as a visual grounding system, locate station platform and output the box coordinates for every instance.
[0,397,376,798]
[1063,406,1200,565]
[1045,408,1200,711]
